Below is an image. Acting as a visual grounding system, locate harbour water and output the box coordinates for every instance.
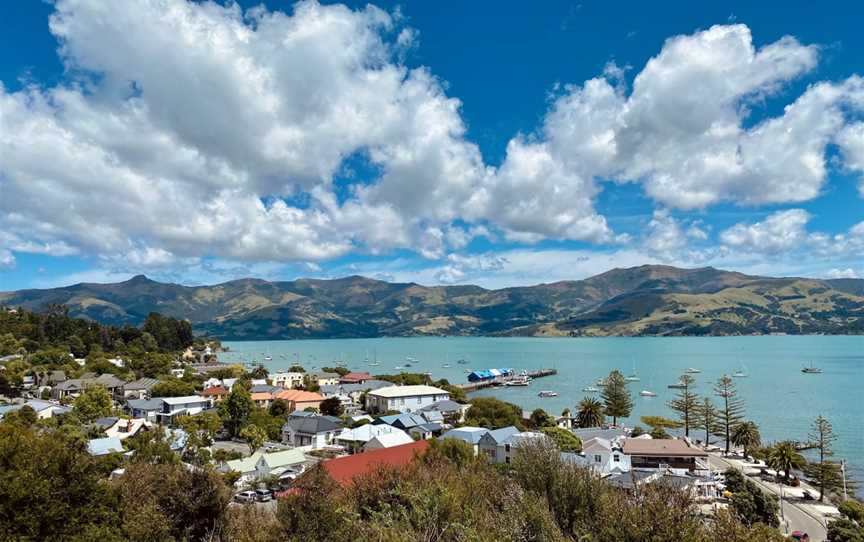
[222,335,864,492]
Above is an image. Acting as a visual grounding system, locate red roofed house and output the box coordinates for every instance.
[275,389,325,412]
[322,440,429,486]
[339,371,372,384]
[200,385,229,403]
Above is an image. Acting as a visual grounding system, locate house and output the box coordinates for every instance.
[336,424,408,454]
[250,392,274,408]
[579,437,631,475]
[126,398,165,422]
[311,372,340,387]
[282,413,343,449]
[321,440,430,486]
[270,371,306,389]
[0,400,71,420]
[200,385,229,402]
[87,436,124,456]
[52,373,127,400]
[556,415,575,430]
[373,413,428,431]
[621,438,709,475]
[572,427,629,443]
[95,417,152,440]
[320,380,391,401]
[339,372,371,384]
[478,426,520,462]
[156,395,211,425]
[273,389,324,412]
[408,423,442,440]
[220,449,307,486]
[439,426,489,455]
[419,399,467,422]
[366,385,450,414]
[202,377,238,391]
[364,431,415,452]
[122,377,160,400]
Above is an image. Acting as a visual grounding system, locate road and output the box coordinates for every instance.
[709,455,827,541]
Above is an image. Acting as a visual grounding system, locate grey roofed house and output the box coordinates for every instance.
[420,399,463,414]
[605,470,658,490]
[124,377,159,392]
[320,379,391,397]
[571,427,628,443]
[440,426,489,445]
[249,384,281,394]
[282,414,342,435]
[94,417,120,430]
[126,398,165,420]
[480,426,520,445]
[420,410,444,423]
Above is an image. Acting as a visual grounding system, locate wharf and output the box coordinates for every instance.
[457,368,558,392]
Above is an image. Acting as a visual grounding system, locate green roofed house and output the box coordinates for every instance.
[218,448,308,487]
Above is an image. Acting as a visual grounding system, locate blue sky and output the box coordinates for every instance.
[1,0,862,291]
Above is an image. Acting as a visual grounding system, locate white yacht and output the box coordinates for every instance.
[639,390,657,397]
[538,390,558,398]
[582,386,599,393]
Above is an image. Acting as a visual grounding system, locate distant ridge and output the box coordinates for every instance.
[1,265,862,339]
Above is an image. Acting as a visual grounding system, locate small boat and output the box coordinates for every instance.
[668,382,686,389]
[685,368,701,374]
[640,390,657,397]
[457,359,469,365]
[368,362,380,367]
[394,366,403,370]
[801,363,822,374]
[263,355,272,361]
[504,375,531,387]
[732,370,747,378]
[625,361,640,382]
[442,364,451,368]
[582,386,599,393]
[404,363,412,368]
[538,391,558,398]
[406,356,418,363]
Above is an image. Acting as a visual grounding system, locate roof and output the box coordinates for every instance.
[24,399,67,413]
[410,422,442,434]
[368,385,448,399]
[314,372,340,379]
[338,423,403,443]
[55,373,126,391]
[94,416,120,429]
[340,372,371,382]
[284,415,342,435]
[250,384,280,393]
[322,440,429,486]
[440,426,489,445]
[366,431,414,449]
[250,392,274,402]
[622,438,708,458]
[582,437,613,453]
[124,377,159,391]
[225,449,307,475]
[127,398,164,411]
[161,395,210,405]
[420,399,463,413]
[87,436,124,456]
[200,385,229,396]
[481,426,520,445]
[375,413,427,429]
[274,389,324,403]
[606,470,658,490]
[572,427,628,442]
[320,380,392,396]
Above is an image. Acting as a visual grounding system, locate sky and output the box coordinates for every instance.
[1,0,863,291]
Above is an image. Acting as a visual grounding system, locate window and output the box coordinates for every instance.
[613,454,620,462]
[505,444,511,453]
[505,456,510,464]
[594,454,602,463]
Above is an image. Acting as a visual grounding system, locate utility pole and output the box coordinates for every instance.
[841,459,848,501]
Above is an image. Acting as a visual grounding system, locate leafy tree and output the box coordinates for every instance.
[275,464,349,540]
[695,397,718,447]
[321,366,350,377]
[575,397,605,428]
[667,373,698,437]
[731,420,762,459]
[142,312,194,352]
[3,405,38,427]
[600,370,632,426]
[839,500,864,524]
[425,437,477,468]
[247,365,269,380]
[714,375,745,454]
[465,397,523,429]
[247,407,285,441]
[219,384,253,437]
[319,396,344,417]
[724,468,780,528]
[288,364,305,373]
[541,427,582,452]
[0,332,22,356]
[73,385,114,423]
[640,415,681,431]
[803,415,847,502]
[268,398,290,418]
[151,378,196,397]
[827,517,864,542]
[529,408,554,428]
[630,425,646,437]
[240,424,267,455]
[125,429,180,465]
[767,441,806,485]
[177,412,222,464]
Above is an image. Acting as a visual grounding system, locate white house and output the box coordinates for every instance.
[439,426,489,455]
[364,431,415,452]
[478,428,546,464]
[337,424,406,453]
[282,413,342,449]
[270,372,306,389]
[156,395,211,424]
[220,449,307,486]
[366,385,450,414]
[580,437,631,474]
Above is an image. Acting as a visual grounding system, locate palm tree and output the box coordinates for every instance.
[767,441,806,485]
[731,421,761,458]
[576,397,605,428]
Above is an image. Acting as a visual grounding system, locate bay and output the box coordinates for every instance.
[221,335,864,494]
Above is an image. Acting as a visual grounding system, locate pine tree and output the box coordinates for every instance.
[695,397,718,447]
[667,373,698,437]
[601,370,632,427]
[803,416,847,502]
[713,375,745,455]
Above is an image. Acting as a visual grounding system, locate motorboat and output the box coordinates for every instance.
[538,390,558,398]
[457,359,469,365]
[668,382,687,389]
[582,386,599,393]
[685,368,701,374]
[801,363,822,374]
[442,364,451,368]
[505,376,531,387]
[640,390,657,397]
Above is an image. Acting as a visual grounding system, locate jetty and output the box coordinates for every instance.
[458,368,558,392]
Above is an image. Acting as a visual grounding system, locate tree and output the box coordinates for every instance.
[465,397,523,429]
[268,398,290,418]
[151,378,196,398]
[714,375,745,454]
[540,427,582,452]
[804,416,847,502]
[219,384,253,438]
[247,365,269,380]
[177,412,222,464]
[288,365,305,373]
[695,397,718,447]
[767,441,806,485]
[667,373,698,437]
[3,405,38,427]
[575,397,605,428]
[73,385,113,423]
[731,421,761,459]
[240,424,267,455]
[319,397,344,417]
[529,408,554,428]
[425,438,476,468]
[724,468,780,528]
[600,370,632,426]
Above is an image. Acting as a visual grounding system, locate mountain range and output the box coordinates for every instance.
[1,265,862,339]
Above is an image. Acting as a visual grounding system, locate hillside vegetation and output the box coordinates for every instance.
[1,266,862,339]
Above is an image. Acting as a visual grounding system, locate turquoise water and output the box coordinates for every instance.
[222,335,864,492]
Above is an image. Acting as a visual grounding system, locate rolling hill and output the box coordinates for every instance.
[1,266,862,339]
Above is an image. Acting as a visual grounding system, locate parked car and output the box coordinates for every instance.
[255,489,273,502]
[790,531,809,541]
[235,490,256,504]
